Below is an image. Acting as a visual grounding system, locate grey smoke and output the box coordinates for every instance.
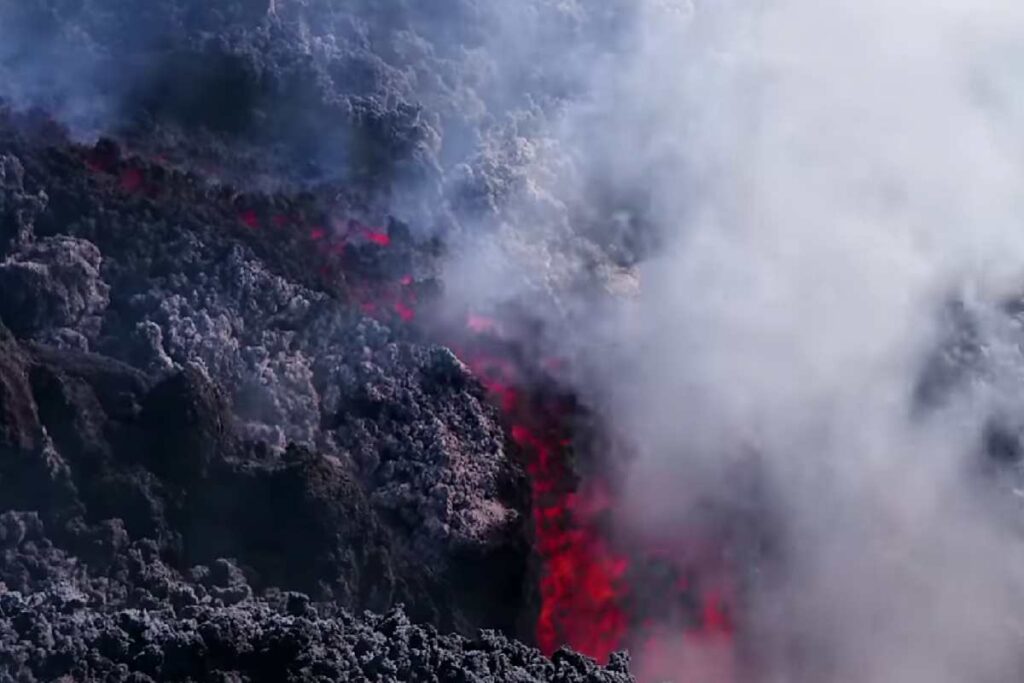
[446,0,1024,680]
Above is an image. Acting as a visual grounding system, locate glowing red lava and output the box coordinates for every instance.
[511,423,629,660]
[238,210,260,229]
[363,230,391,246]
[119,167,143,192]
[393,301,415,322]
[457,314,737,680]
[456,340,628,661]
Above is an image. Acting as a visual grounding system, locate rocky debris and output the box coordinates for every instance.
[0,235,110,345]
[0,550,635,682]
[0,154,44,255]
[0,0,638,252]
[0,324,631,680]
[0,316,516,623]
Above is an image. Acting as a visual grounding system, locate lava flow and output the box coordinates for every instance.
[460,337,628,661]
[454,316,738,677]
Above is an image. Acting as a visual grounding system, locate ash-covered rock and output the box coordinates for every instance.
[0,0,636,249]
[0,235,110,345]
[0,533,634,682]
[0,311,502,617]
[0,323,628,680]
[0,153,45,255]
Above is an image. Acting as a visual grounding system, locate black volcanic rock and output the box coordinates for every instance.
[0,235,110,344]
[0,154,44,255]
[138,365,232,486]
[0,323,38,454]
[0,113,531,628]
[0,566,635,682]
[0,314,629,681]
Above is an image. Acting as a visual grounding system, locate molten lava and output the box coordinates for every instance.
[457,315,737,679]
[473,368,629,662]
[363,230,391,246]
[238,209,260,229]
[119,167,143,192]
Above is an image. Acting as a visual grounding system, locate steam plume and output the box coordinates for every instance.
[449,0,1024,679]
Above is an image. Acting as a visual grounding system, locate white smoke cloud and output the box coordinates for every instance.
[448,0,1024,680]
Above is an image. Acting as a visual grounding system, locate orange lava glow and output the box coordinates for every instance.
[458,318,737,680]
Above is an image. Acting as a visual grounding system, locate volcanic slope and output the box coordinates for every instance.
[0,111,632,682]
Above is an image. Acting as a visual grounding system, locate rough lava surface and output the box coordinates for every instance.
[0,0,638,680]
[0,120,630,680]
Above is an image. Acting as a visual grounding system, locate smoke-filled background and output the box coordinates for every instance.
[5,0,1024,680]
[447,0,1024,680]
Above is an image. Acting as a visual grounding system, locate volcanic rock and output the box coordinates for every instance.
[0,236,110,344]
[0,111,632,681]
[0,0,640,678]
